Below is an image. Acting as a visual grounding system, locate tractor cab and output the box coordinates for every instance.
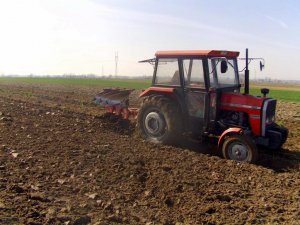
[146,50,241,136]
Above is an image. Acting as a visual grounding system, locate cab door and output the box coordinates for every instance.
[182,58,208,136]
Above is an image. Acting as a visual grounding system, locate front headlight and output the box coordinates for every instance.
[266,115,275,125]
[262,99,277,136]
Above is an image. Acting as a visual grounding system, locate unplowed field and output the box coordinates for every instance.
[0,82,299,225]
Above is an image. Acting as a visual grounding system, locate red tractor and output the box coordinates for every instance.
[94,49,288,163]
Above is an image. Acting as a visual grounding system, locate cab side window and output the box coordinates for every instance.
[183,59,206,119]
[155,58,180,86]
[183,59,205,88]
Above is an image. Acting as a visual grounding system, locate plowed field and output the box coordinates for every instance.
[0,82,299,225]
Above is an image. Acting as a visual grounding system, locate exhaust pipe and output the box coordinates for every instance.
[244,48,249,95]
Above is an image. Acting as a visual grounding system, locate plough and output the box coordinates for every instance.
[93,88,138,119]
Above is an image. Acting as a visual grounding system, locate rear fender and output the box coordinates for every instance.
[218,127,243,150]
[139,87,189,130]
[139,87,176,98]
[139,87,181,106]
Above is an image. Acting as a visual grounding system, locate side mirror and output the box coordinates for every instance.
[260,61,265,71]
[221,60,228,73]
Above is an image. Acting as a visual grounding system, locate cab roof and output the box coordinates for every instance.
[155,50,240,57]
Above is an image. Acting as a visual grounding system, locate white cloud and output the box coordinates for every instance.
[94,3,297,50]
[265,15,288,29]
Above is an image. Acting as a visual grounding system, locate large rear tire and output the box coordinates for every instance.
[222,135,258,163]
[137,96,182,144]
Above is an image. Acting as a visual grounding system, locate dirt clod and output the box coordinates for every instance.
[0,82,299,224]
[73,215,91,225]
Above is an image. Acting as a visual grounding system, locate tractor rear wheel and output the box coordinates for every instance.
[222,135,258,163]
[137,96,182,144]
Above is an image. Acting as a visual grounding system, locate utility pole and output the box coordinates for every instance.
[115,52,118,76]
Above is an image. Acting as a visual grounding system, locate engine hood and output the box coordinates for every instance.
[220,92,264,113]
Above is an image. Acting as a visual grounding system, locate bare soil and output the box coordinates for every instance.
[0,82,299,225]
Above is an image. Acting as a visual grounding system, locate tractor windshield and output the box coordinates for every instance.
[208,58,239,88]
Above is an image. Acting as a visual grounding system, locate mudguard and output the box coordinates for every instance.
[139,87,175,98]
[218,127,243,150]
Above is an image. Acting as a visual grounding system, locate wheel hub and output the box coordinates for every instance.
[229,143,248,161]
[144,112,166,136]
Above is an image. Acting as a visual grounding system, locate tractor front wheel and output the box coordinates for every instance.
[137,96,182,144]
[222,135,258,163]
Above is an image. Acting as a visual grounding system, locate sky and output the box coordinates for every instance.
[0,0,299,80]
